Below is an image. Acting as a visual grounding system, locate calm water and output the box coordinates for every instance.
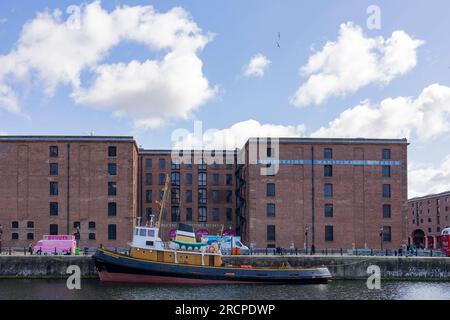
[0,279,449,300]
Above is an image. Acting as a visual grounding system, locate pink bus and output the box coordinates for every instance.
[33,235,77,255]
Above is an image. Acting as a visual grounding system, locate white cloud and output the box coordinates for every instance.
[0,85,20,114]
[409,156,450,198]
[0,1,216,128]
[172,119,305,150]
[243,53,271,78]
[0,18,7,24]
[290,22,424,107]
[311,84,450,140]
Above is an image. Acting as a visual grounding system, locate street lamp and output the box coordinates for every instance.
[305,225,309,255]
[379,226,384,250]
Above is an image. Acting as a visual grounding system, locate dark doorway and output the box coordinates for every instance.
[412,229,425,249]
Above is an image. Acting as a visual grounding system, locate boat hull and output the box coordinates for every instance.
[93,249,332,285]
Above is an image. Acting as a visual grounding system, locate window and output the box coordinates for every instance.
[171,207,180,222]
[108,224,117,240]
[198,160,207,171]
[108,146,117,157]
[49,146,59,157]
[186,173,193,185]
[382,166,391,178]
[50,182,58,196]
[382,149,391,160]
[383,184,391,198]
[382,226,392,242]
[11,221,18,229]
[226,190,233,203]
[325,225,334,242]
[12,233,19,240]
[146,173,152,185]
[198,189,207,204]
[267,203,276,217]
[158,173,166,185]
[212,191,220,203]
[108,182,117,196]
[171,188,180,204]
[324,183,333,198]
[226,163,234,170]
[324,148,333,159]
[198,207,207,222]
[49,224,58,235]
[108,202,117,216]
[383,204,391,218]
[226,208,233,222]
[89,221,96,229]
[198,172,207,186]
[146,208,152,220]
[266,183,275,197]
[186,190,193,203]
[73,221,80,229]
[324,204,333,218]
[226,174,233,185]
[158,159,166,169]
[159,190,164,201]
[108,163,117,176]
[267,147,274,157]
[213,208,220,221]
[324,165,333,177]
[171,160,180,171]
[267,225,276,241]
[186,208,193,221]
[27,233,34,240]
[145,159,152,169]
[144,190,152,203]
[49,163,58,176]
[213,174,220,185]
[171,172,180,186]
[27,221,34,229]
[50,202,58,216]
[89,233,96,240]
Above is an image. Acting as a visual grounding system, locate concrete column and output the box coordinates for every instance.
[425,236,429,249]
[433,236,437,249]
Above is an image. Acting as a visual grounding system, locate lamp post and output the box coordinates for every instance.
[379,226,383,250]
[305,225,309,255]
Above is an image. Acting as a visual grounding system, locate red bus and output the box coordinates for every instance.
[441,228,450,257]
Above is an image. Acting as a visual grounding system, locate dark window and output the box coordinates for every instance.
[324,183,333,198]
[212,208,220,221]
[146,207,153,220]
[198,207,207,222]
[324,204,333,218]
[108,224,117,240]
[108,182,117,196]
[267,147,274,157]
[50,202,58,216]
[89,221,96,229]
[158,173,166,185]
[73,221,80,229]
[50,182,58,196]
[186,208,193,221]
[267,203,276,217]
[324,165,333,177]
[27,221,34,229]
[171,160,180,171]
[12,233,19,240]
[382,184,391,198]
[145,190,152,203]
[198,189,207,204]
[89,233,96,240]
[27,233,34,240]
[212,191,220,203]
[382,166,391,178]
[324,148,333,159]
[49,163,58,176]
[108,202,117,216]
[108,163,117,176]
[171,188,180,204]
[198,160,207,171]
[49,224,58,235]
[213,174,220,185]
[226,208,233,222]
[146,173,152,185]
[186,190,193,203]
[186,173,193,185]
[108,146,117,157]
[171,207,180,222]
[49,146,58,157]
[226,174,233,185]
[226,163,234,170]
[383,204,391,218]
[267,183,275,197]
[11,221,18,229]
[145,159,152,169]
[267,225,276,241]
[382,149,391,160]
[198,172,207,186]
[382,226,391,242]
[171,172,180,186]
[325,225,334,242]
[226,190,233,203]
[158,159,166,169]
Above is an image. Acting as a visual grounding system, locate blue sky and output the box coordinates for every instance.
[0,0,450,197]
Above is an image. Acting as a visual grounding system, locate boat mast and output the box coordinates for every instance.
[156,173,170,228]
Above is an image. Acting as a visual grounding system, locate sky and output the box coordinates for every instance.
[0,0,449,198]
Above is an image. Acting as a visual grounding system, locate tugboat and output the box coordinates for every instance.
[92,175,332,284]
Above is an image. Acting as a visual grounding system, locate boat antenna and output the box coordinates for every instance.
[156,174,170,228]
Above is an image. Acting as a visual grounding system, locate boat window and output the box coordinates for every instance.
[147,229,155,237]
[140,229,147,236]
[235,241,242,246]
[135,228,139,235]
